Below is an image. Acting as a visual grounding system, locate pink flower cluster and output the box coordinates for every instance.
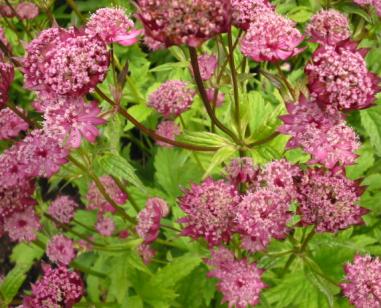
[231,0,273,30]
[206,247,267,308]
[23,265,83,308]
[149,80,195,117]
[192,54,218,81]
[47,235,76,265]
[0,61,14,108]
[0,2,39,19]
[240,10,304,62]
[306,41,380,111]
[306,9,351,45]
[179,178,240,246]
[155,121,181,148]
[87,176,128,214]
[225,157,259,186]
[23,27,109,97]
[136,197,169,243]
[48,196,78,224]
[279,96,360,169]
[341,255,381,308]
[96,216,115,237]
[354,0,381,17]
[0,107,28,140]
[137,0,231,47]
[297,168,366,233]
[42,96,105,148]
[86,8,141,46]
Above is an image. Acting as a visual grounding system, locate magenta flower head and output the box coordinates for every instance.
[179,178,240,246]
[96,216,115,237]
[23,265,84,308]
[48,196,78,224]
[16,2,39,20]
[138,243,157,264]
[136,0,231,47]
[148,80,195,117]
[191,54,218,81]
[225,157,259,187]
[235,189,291,252]
[279,97,360,169]
[206,247,267,308]
[4,207,41,242]
[155,120,181,148]
[0,181,35,224]
[143,32,165,51]
[306,9,351,45]
[0,107,29,140]
[0,61,14,108]
[240,11,304,63]
[206,88,225,107]
[47,235,76,265]
[258,159,301,198]
[43,96,106,148]
[306,41,380,111]
[86,8,141,46]
[18,129,68,178]
[136,197,169,243]
[23,27,110,97]
[297,168,367,233]
[341,255,381,308]
[231,0,273,30]
[87,176,127,214]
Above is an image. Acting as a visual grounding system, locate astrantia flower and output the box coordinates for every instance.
[17,129,68,178]
[23,265,83,308]
[297,168,367,233]
[136,0,231,47]
[225,157,258,187]
[240,11,304,62]
[138,243,157,264]
[4,207,41,242]
[179,178,240,246]
[48,196,78,224]
[306,9,350,45]
[0,181,35,222]
[206,88,225,107]
[16,2,39,19]
[258,159,301,198]
[23,27,109,97]
[86,8,141,46]
[96,216,115,237]
[235,189,291,252]
[0,61,14,107]
[143,32,165,50]
[206,247,267,308]
[0,107,29,140]
[43,96,105,148]
[354,0,381,17]
[155,121,181,148]
[231,0,273,30]
[47,235,76,265]
[87,176,127,214]
[306,41,380,110]
[136,197,169,243]
[0,145,29,189]
[192,54,218,81]
[148,80,195,117]
[279,97,360,168]
[341,255,381,308]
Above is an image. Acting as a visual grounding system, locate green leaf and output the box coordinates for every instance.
[96,152,146,193]
[154,148,203,200]
[150,62,189,72]
[361,106,381,156]
[203,146,236,178]
[177,131,235,148]
[346,144,375,179]
[287,6,313,23]
[0,265,29,305]
[124,105,153,131]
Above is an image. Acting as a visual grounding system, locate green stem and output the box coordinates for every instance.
[275,63,296,101]
[4,0,33,39]
[68,155,135,224]
[71,261,107,279]
[300,228,316,253]
[188,47,242,146]
[227,29,242,141]
[95,87,219,152]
